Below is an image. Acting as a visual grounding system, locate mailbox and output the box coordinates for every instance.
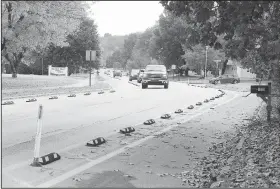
[251,85,269,95]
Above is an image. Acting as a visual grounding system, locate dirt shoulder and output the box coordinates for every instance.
[2,74,112,100]
[54,91,264,187]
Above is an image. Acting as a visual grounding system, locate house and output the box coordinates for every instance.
[224,59,256,79]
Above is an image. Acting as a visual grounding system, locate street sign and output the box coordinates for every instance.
[171,65,176,69]
[86,50,96,61]
[251,85,269,95]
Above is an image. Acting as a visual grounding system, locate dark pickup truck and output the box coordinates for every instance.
[141,65,169,89]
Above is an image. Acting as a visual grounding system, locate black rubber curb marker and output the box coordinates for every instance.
[2,101,14,105]
[119,127,135,134]
[68,94,76,97]
[210,97,215,100]
[36,152,61,166]
[196,102,202,106]
[188,105,194,109]
[86,137,106,147]
[98,91,104,94]
[161,114,171,119]
[175,109,183,114]
[84,92,91,95]
[144,119,155,125]
[204,99,209,103]
[26,98,37,102]
[110,90,116,93]
[215,95,220,98]
[49,96,58,100]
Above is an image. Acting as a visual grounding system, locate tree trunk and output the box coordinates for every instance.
[271,60,280,121]
[221,59,228,75]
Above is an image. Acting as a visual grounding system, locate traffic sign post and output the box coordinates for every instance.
[171,65,176,80]
[86,50,96,87]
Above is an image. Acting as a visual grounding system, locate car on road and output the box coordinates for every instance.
[209,74,240,84]
[137,69,145,83]
[129,69,140,81]
[113,70,122,77]
[141,65,169,89]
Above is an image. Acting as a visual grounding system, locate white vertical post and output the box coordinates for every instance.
[48,65,52,76]
[31,104,43,167]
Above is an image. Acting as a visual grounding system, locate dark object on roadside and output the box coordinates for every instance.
[26,98,37,102]
[215,95,220,98]
[86,137,106,147]
[36,152,61,166]
[188,105,194,109]
[144,119,155,125]
[161,114,171,119]
[204,99,209,103]
[98,91,104,94]
[110,90,116,93]
[68,94,76,97]
[196,102,202,106]
[2,101,14,105]
[120,127,135,134]
[49,96,58,99]
[210,97,215,100]
[84,92,91,95]
[175,109,183,113]
[142,65,169,89]
[209,74,240,85]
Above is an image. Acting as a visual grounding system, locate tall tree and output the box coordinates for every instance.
[149,12,187,69]
[1,1,87,77]
[161,1,280,119]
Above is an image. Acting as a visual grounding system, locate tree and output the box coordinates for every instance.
[35,16,101,76]
[122,33,138,68]
[161,1,280,119]
[148,12,187,69]
[182,44,225,76]
[1,1,87,77]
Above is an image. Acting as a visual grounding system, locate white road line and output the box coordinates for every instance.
[36,93,240,188]
[2,172,34,188]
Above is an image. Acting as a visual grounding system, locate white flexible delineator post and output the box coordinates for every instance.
[31,104,43,167]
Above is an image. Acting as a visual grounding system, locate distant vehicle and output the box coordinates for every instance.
[141,65,169,89]
[113,70,122,77]
[209,74,240,84]
[137,69,145,83]
[129,69,140,81]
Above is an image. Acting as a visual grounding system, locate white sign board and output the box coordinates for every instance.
[48,65,68,76]
[171,65,176,69]
[86,50,96,61]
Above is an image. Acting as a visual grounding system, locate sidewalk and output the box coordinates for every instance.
[54,92,262,187]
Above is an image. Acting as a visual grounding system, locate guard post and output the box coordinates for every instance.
[31,104,43,167]
[251,82,272,122]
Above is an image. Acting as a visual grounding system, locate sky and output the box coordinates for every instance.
[89,1,164,36]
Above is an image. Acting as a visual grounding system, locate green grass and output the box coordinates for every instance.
[2,74,83,90]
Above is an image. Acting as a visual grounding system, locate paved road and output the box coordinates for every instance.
[2,73,228,187]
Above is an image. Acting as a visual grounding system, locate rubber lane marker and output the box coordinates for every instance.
[36,93,240,188]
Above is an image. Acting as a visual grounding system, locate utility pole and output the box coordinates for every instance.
[205,46,209,78]
[41,57,43,75]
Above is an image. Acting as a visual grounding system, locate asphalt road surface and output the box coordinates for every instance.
[2,72,231,187]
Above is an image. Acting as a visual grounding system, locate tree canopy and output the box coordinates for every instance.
[1,1,89,77]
